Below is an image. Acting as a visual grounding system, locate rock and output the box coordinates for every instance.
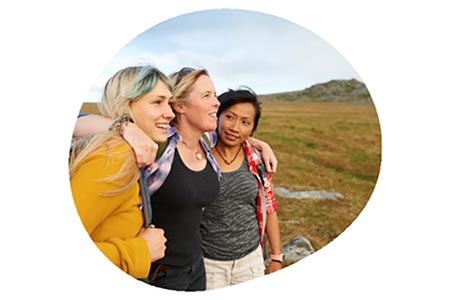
[282,236,315,264]
[265,236,315,266]
[279,219,301,225]
[274,187,344,200]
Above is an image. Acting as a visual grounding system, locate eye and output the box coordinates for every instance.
[242,120,251,126]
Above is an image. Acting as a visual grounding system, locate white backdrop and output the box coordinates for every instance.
[1,0,449,299]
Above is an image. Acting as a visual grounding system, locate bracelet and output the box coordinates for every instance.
[108,114,132,135]
[271,259,283,264]
[270,253,284,262]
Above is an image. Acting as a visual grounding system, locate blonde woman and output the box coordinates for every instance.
[73,67,277,291]
[70,65,173,279]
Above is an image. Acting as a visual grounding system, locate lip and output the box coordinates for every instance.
[156,123,170,130]
[224,132,239,141]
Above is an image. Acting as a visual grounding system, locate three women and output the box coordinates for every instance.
[72,66,281,291]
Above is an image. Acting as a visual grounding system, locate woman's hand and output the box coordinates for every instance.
[248,137,278,173]
[138,225,167,262]
[122,122,158,168]
[267,260,283,273]
[259,141,278,173]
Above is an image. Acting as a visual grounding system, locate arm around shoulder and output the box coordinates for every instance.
[73,114,113,138]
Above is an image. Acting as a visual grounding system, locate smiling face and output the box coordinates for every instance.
[217,102,256,147]
[129,79,175,143]
[175,74,220,133]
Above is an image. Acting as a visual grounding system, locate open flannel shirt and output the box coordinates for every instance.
[144,127,277,248]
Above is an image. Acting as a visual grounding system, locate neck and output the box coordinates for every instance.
[215,140,240,155]
[215,140,243,166]
[173,124,202,147]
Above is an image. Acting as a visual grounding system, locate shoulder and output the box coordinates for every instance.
[243,141,262,162]
[95,137,132,156]
[84,136,134,170]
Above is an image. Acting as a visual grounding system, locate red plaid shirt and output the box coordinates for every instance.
[241,140,278,247]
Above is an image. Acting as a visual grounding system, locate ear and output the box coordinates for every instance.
[171,102,186,114]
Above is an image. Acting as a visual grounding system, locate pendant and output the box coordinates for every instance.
[196,152,202,160]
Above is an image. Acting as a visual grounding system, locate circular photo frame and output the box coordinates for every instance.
[71,8,381,293]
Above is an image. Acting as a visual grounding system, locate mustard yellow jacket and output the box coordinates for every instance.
[71,142,150,279]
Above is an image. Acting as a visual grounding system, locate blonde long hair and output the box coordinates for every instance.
[69,65,172,195]
[168,67,209,125]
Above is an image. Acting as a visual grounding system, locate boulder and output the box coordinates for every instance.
[274,187,344,200]
[265,236,315,266]
[282,236,315,264]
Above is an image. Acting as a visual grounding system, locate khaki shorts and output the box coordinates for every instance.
[203,245,265,290]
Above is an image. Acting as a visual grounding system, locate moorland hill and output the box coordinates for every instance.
[260,79,372,103]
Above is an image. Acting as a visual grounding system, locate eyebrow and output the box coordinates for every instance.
[226,110,253,119]
[153,94,172,99]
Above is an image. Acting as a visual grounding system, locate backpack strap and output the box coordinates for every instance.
[139,168,152,227]
[140,139,169,227]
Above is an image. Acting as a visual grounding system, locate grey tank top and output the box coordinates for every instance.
[200,156,260,260]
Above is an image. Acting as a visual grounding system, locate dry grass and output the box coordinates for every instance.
[253,101,381,250]
[79,100,382,252]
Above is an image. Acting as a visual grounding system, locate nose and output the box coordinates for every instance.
[230,119,239,132]
[164,103,175,120]
[212,95,220,108]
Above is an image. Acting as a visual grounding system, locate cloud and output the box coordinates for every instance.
[85,9,361,101]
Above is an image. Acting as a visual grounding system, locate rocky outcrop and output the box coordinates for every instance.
[297,79,372,103]
[274,187,344,200]
[265,236,315,266]
[260,79,372,103]
[282,236,315,264]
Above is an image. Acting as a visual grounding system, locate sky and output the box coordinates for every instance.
[85,8,361,102]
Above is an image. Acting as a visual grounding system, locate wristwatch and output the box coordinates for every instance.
[270,253,284,263]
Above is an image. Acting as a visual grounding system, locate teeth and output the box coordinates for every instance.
[156,124,169,129]
[209,113,217,117]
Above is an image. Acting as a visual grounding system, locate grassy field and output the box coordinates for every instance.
[253,100,381,251]
[79,100,381,254]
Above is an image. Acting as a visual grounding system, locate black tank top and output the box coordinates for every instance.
[151,148,220,266]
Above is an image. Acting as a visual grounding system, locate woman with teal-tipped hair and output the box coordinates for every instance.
[70,65,172,279]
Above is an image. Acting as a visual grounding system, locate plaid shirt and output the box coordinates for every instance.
[241,140,278,247]
[144,127,221,196]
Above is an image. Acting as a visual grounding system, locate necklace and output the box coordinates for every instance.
[215,146,241,165]
[181,140,202,160]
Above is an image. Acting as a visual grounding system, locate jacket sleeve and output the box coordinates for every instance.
[71,143,151,279]
[263,171,278,214]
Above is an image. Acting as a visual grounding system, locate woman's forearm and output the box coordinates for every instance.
[248,137,278,173]
[74,114,113,138]
[266,212,281,255]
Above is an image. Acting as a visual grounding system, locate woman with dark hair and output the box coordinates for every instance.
[200,88,282,290]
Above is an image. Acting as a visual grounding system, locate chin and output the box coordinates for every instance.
[153,135,168,144]
[205,124,217,132]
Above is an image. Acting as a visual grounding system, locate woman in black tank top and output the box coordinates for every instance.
[146,68,221,291]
